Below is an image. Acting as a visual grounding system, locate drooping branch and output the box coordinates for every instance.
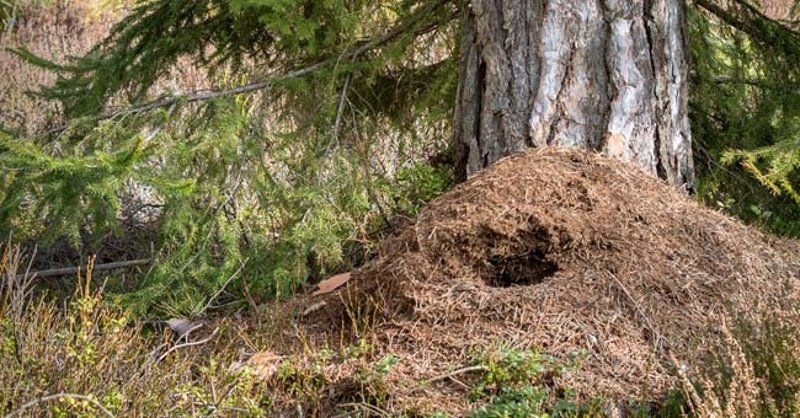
[44,0,458,135]
[713,75,766,87]
[695,0,800,54]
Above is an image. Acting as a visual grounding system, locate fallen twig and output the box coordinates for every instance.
[609,272,668,352]
[336,402,394,418]
[15,258,151,280]
[423,365,488,384]
[5,393,116,418]
[156,327,219,364]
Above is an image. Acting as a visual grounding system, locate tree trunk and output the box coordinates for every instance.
[453,0,695,190]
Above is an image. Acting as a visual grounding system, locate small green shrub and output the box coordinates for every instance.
[0,245,270,417]
[689,3,800,237]
[470,386,551,418]
[389,160,452,216]
[466,345,592,418]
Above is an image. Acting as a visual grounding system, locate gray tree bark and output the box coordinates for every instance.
[453,0,695,189]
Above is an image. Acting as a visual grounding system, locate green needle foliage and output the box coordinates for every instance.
[0,0,459,315]
[0,121,157,245]
[11,0,458,118]
[690,0,800,235]
[4,0,800,316]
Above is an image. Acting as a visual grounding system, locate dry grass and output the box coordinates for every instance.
[761,0,798,21]
[676,316,800,418]
[0,243,269,417]
[5,237,800,417]
[0,242,433,417]
[0,1,116,133]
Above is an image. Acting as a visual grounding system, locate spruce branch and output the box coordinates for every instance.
[712,75,765,88]
[695,0,800,45]
[44,0,455,135]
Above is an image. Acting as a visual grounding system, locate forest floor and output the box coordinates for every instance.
[5,148,797,417]
[4,2,800,416]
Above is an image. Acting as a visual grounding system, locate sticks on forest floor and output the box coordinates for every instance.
[156,328,219,364]
[423,365,489,384]
[4,393,116,418]
[15,258,151,280]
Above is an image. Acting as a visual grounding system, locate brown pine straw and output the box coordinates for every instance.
[296,147,800,414]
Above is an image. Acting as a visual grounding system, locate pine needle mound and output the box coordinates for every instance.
[311,148,800,412]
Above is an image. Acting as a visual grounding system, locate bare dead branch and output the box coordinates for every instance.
[16,258,151,280]
[5,393,116,418]
[423,365,489,384]
[156,327,219,364]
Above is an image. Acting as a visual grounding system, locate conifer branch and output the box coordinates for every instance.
[695,0,800,44]
[45,0,454,135]
[712,75,765,88]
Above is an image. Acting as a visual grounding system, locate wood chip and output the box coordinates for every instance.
[232,351,283,382]
[302,301,327,316]
[312,272,351,296]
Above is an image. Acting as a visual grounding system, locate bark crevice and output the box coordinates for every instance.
[643,0,668,179]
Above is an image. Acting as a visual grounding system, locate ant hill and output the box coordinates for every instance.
[301,147,800,413]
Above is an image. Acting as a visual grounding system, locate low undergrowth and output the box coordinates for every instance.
[679,316,800,418]
[459,345,682,418]
[0,245,270,417]
[0,242,431,417]
[3,241,800,417]
[465,345,600,418]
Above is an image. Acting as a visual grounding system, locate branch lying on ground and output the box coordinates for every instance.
[15,258,151,280]
[156,327,219,364]
[423,365,489,384]
[4,393,116,418]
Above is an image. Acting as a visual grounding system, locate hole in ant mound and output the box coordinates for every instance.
[483,250,559,287]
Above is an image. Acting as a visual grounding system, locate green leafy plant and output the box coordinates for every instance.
[466,345,589,418]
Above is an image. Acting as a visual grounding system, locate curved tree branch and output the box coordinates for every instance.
[44,0,458,135]
[695,0,800,47]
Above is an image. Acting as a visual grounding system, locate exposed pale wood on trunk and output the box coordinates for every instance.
[454,0,695,190]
